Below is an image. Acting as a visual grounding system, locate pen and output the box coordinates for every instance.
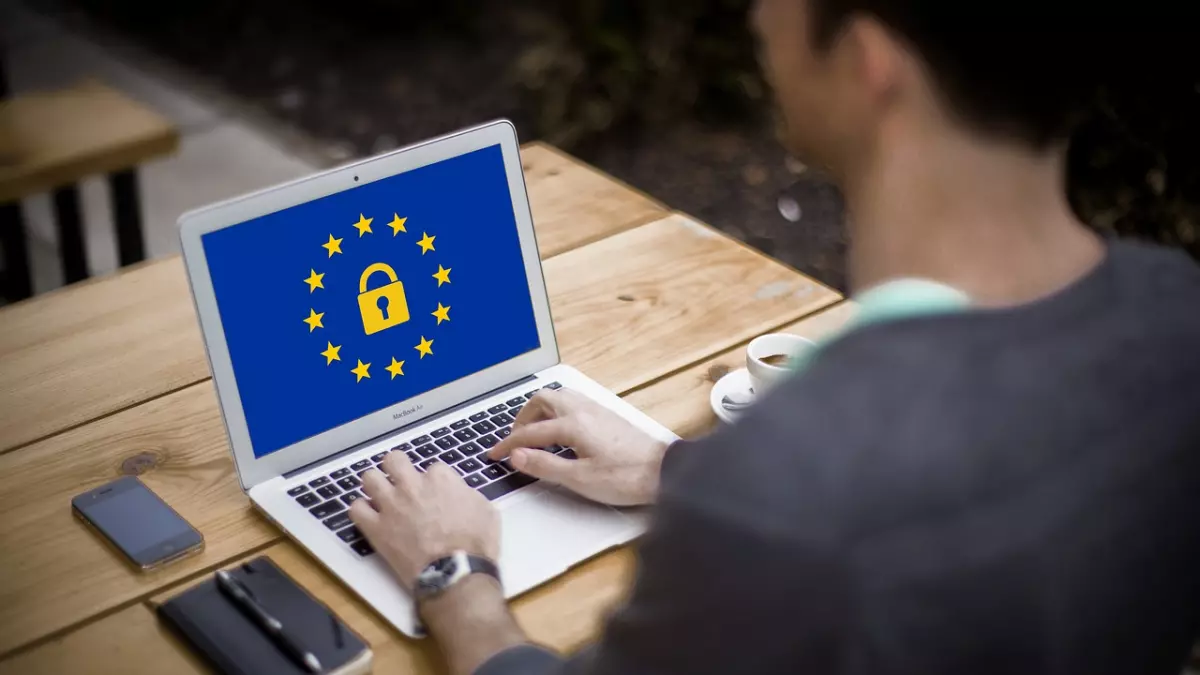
[215,569,323,674]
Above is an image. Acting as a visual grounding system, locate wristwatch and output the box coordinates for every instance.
[413,551,501,602]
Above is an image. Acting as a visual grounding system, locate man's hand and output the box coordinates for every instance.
[350,453,499,588]
[489,388,669,506]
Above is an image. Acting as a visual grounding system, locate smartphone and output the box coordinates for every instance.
[72,476,204,570]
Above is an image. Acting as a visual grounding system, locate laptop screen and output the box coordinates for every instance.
[202,144,542,458]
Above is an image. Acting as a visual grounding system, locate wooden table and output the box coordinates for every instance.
[0,143,854,674]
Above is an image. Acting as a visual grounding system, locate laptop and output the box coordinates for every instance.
[179,120,678,637]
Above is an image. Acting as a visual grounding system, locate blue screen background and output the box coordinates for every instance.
[203,145,541,457]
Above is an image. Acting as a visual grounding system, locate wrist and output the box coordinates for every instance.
[637,440,671,504]
[420,575,525,675]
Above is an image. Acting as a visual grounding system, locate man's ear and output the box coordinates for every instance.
[845,16,904,107]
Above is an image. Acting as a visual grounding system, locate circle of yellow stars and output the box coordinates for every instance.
[305,212,452,382]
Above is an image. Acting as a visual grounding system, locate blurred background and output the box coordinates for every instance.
[2,0,1197,298]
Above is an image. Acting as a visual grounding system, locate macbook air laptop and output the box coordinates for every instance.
[179,120,678,637]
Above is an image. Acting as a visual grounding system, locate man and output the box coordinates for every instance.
[349,1,1200,673]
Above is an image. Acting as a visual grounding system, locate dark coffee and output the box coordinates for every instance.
[760,353,792,368]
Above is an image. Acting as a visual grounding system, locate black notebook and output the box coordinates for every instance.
[158,556,372,675]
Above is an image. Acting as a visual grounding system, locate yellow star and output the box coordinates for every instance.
[304,269,325,293]
[416,232,436,254]
[320,342,341,365]
[322,234,343,257]
[432,303,451,325]
[385,357,405,379]
[432,265,452,287]
[351,359,371,382]
[415,336,434,359]
[303,309,324,332]
[389,213,408,236]
[353,213,373,237]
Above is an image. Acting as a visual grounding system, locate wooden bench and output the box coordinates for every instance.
[0,81,180,301]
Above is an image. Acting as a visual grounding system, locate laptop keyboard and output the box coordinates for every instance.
[285,382,571,557]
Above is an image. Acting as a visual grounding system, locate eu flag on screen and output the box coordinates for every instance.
[202,145,541,458]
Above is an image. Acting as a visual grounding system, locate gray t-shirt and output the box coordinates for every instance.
[478,241,1200,675]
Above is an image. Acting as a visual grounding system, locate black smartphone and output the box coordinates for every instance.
[71,476,204,570]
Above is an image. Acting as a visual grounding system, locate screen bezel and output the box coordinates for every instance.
[71,476,204,568]
[179,120,560,489]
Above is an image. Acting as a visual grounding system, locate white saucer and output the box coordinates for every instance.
[710,367,755,425]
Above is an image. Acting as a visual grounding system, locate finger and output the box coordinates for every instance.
[490,418,574,460]
[511,392,556,427]
[359,468,396,510]
[509,447,580,486]
[381,451,420,495]
[425,461,460,486]
[348,497,380,532]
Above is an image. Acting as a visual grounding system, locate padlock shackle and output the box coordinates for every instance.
[360,263,400,293]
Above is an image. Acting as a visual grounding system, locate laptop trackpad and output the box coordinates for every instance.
[497,487,636,595]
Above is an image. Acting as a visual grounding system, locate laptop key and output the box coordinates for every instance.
[350,459,372,472]
[480,472,538,501]
[317,485,341,499]
[431,427,452,438]
[412,435,432,445]
[406,451,420,463]
[524,390,540,400]
[453,428,477,442]
[419,458,440,471]
[308,476,330,488]
[560,448,578,460]
[478,434,499,449]
[336,476,361,490]
[487,404,508,414]
[472,420,496,434]
[309,501,344,519]
[341,491,365,505]
[323,512,352,530]
[330,468,351,479]
[295,492,320,507]
[490,413,514,427]
[545,382,563,390]
[496,428,512,440]
[392,442,411,452]
[287,485,309,496]
[508,405,523,418]
[459,458,483,473]
[438,449,464,464]
[505,397,526,407]
[337,526,362,542]
[350,539,374,557]
[450,419,471,430]
[464,473,487,488]
[548,444,566,454]
[469,412,489,422]
[435,436,458,450]
[370,451,389,463]
[416,444,438,458]
[481,464,508,481]
[459,442,482,456]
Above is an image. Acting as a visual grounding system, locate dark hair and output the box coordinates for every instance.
[807,5,1141,148]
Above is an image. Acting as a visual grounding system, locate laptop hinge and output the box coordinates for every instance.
[283,374,539,479]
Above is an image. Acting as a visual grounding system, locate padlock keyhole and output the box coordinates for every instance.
[376,295,391,320]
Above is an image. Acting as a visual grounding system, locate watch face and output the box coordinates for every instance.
[416,556,459,592]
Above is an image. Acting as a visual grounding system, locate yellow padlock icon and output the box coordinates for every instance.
[358,262,410,335]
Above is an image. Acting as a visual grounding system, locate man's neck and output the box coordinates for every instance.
[842,126,1104,308]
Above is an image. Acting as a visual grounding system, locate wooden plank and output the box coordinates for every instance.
[0,605,205,675]
[0,214,836,656]
[548,214,839,393]
[624,301,858,438]
[0,82,180,203]
[0,144,668,454]
[1,302,856,672]
[521,142,665,258]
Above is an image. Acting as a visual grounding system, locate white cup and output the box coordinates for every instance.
[746,333,815,396]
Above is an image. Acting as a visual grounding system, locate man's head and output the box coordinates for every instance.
[753,0,1105,175]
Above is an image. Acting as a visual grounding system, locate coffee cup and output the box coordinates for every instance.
[746,333,815,396]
